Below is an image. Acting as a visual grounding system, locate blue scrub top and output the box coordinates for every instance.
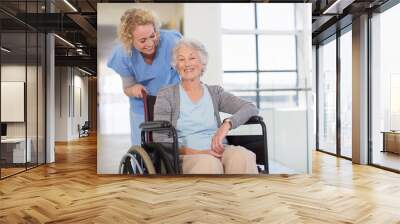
[107,29,181,114]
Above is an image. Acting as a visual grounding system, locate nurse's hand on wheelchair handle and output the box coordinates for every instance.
[124,84,148,98]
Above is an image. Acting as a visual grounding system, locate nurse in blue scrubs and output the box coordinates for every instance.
[107,8,181,145]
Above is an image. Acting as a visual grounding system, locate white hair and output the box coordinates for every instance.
[171,38,208,74]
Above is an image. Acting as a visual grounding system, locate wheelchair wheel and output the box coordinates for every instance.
[119,146,155,175]
[144,143,177,175]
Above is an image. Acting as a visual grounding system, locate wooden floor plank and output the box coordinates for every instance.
[0,134,400,223]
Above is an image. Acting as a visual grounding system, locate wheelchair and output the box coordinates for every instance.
[119,91,269,175]
[78,121,90,138]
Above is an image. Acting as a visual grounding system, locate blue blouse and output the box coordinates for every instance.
[107,29,181,114]
[177,84,219,150]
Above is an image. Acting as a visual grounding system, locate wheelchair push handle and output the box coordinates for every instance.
[139,120,173,130]
[142,90,150,122]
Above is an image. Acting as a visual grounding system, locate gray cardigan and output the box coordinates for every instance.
[153,83,258,142]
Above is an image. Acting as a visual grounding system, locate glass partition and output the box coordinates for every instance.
[317,38,337,155]
[27,31,38,169]
[1,30,28,177]
[0,1,46,179]
[339,29,352,158]
[371,3,400,171]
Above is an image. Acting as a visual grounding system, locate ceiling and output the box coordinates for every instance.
[0,0,395,75]
[311,0,390,44]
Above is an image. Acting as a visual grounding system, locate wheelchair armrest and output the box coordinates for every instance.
[139,120,173,131]
[244,115,264,125]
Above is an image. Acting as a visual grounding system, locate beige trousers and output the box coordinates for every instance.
[180,145,258,174]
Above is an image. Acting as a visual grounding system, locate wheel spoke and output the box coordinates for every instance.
[119,146,156,175]
[128,154,144,174]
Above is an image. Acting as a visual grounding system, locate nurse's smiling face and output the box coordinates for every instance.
[132,24,159,57]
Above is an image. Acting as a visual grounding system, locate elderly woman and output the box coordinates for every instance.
[107,8,181,145]
[154,39,258,174]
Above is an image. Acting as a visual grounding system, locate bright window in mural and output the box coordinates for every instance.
[221,3,301,109]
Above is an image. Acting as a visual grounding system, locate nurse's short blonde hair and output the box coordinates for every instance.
[118,8,161,54]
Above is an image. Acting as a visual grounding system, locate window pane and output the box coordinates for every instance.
[318,38,337,154]
[231,91,257,105]
[222,34,256,71]
[223,72,256,90]
[258,35,296,70]
[340,30,352,158]
[391,75,400,118]
[259,72,297,89]
[260,90,301,109]
[257,3,295,31]
[221,3,255,30]
[371,3,400,171]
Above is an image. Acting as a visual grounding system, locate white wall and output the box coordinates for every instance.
[1,65,26,81]
[55,67,69,141]
[97,3,183,28]
[1,65,26,141]
[227,108,310,173]
[72,74,89,138]
[1,66,26,127]
[183,3,222,85]
[54,67,89,141]
[1,82,25,122]
[1,65,36,137]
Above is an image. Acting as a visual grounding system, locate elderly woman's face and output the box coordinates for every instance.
[176,46,204,81]
[132,24,159,56]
